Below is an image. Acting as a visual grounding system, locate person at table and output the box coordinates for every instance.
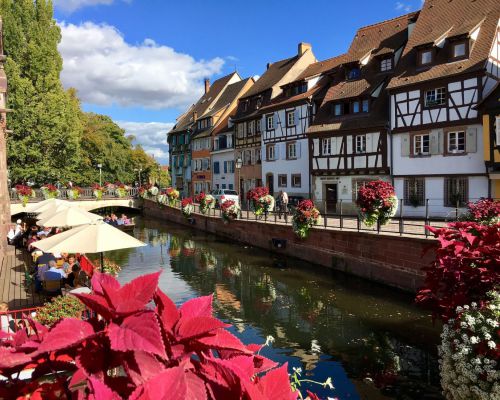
[26,232,39,252]
[62,254,79,276]
[44,260,67,280]
[37,226,52,237]
[121,214,130,225]
[109,214,119,226]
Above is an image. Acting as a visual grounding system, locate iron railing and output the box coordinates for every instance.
[9,187,140,203]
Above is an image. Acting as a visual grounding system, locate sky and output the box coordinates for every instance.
[53,0,424,164]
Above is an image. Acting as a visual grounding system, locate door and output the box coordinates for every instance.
[325,184,338,213]
[266,174,274,196]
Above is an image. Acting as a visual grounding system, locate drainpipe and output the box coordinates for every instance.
[387,122,394,187]
[307,97,313,199]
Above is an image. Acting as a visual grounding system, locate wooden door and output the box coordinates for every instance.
[325,184,337,213]
[266,174,274,196]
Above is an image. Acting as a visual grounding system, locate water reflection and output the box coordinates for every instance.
[104,217,442,399]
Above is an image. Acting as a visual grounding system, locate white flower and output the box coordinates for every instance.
[264,335,275,346]
[292,367,302,375]
[470,336,479,344]
[323,377,334,389]
[488,341,496,349]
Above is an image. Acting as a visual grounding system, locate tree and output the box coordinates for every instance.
[0,0,83,184]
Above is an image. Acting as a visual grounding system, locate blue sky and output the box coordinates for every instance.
[53,0,423,163]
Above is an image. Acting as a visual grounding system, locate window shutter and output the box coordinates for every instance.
[430,129,442,155]
[366,134,372,152]
[296,142,301,158]
[213,162,219,174]
[466,127,477,153]
[400,133,410,156]
[294,110,300,127]
[223,161,227,173]
[273,113,278,130]
[261,147,266,162]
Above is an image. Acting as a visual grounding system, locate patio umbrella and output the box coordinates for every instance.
[36,203,74,220]
[33,220,146,254]
[36,207,103,228]
[25,198,70,214]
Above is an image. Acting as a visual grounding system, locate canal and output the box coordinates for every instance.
[103,216,443,400]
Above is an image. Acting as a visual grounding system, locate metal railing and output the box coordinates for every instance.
[159,197,496,238]
[9,187,140,203]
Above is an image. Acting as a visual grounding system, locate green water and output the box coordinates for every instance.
[104,217,443,399]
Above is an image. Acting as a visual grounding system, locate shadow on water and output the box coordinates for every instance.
[103,217,443,400]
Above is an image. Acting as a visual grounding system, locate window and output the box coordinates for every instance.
[352,101,360,113]
[267,145,275,161]
[228,161,235,173]
[286,111,295,126]
[266,114,274,131]
[278,174,287,187]
[355,135,366,153]
[243,150,252,165]
[452,42,466,59]
[292,174,301,188]
[287,142,297,159]
[424,87,446,107]
[322,138,332,155]
[334,103,342,116]
[444,177,468,207]
[448,131,465,153]
[347,67,360,80]
[242,101,248,112]
[420,49,433,65]
[202,159,209,171]
[213,161,220,174]
[414,133,430,155]
[255,148,261,164]
[237,123,245,138]
[404,178,425,206]
[362,99,369,113]
[380,57,392,71]
[247,120,255,136]
[228,184,234,190]
[256,119,261,133]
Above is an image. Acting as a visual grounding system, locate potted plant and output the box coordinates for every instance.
[15,184,34,207]
[181,197,194,218]
[67,186,84,200]
[40,184,60,200]
[166,187,180,207]
[195,192,215,215]
[292,199,320,239]
[221,200,240,223]
[115,183,127,198]
[246,187,275,216]
[356,180,398,227]
[92,183,104,200]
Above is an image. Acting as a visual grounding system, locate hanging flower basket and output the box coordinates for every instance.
[195,192,215,215]
[221,200,240,223]
[115,183,127,198]
[464,198,500,225]
[40,184,60,200]
[100,258,122,276]
[15,185,34,207]
[181,197,194,218]
[92,183,103,200]
[166,187,180,207]
[292,199,320,239]
[247,187,274,216]
[356,180,398,227]
[67,187,84,200]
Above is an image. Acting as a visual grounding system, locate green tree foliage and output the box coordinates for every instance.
[0,0,160,186]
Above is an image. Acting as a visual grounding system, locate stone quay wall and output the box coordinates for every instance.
[143,200,437,293]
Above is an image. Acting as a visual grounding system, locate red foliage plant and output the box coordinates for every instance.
[43,184,58,192]
[246,187,269,202]
[0,272,299,399]
[416,221,500,322]
[91,183,103,191]
[356,180,395,212]
[15,185,33,196]
[195,192,206,203]
[466,198,500,224]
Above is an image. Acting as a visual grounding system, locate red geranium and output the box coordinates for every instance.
[246,186,269,202]
[181,197,193,208]
[91,183,103,191]
[195,192,206,203]
[15,185,33,196]
[466,198,500,224]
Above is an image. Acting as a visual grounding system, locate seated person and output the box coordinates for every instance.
[37,226,52,237]
[116,216,125,226]
[109,214,119,226]
[65,264,81,288]
[62,254,79,276]
[121,214,130,225]
[26,233,39,252]
[7,219,23,246]
[44,260,67,280]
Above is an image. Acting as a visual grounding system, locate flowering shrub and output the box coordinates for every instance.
[247,187,274,216]
[166,187,180,206]
[292,200,320,239]
[40,184,60,200]
[92,183,103,200]
[149,186,159,196]
[157,193,167,205]
[35,295,85,327]
[138,183,151,199]
[114,183,128,198]
[0,271,305,399]
[356,180,398,227]
[15,185,34,207]
[416,222,500,322]
[195,192,215,215]
[181,197,194,218]
[66,186,83,200]
[464,198,500,225]
[440,291,500,400]
[101,258,122,276]
[221,199,240,223]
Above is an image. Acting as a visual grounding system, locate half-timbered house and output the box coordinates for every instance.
[232,43,316,200]
[309,13,417,213]
[388,0,499,216]
[258,55,346,199]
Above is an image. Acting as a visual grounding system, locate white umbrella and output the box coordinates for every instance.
[36,208,103,228]
[37,203,73,220]
[25,198,70,214]
[33,221,146,254]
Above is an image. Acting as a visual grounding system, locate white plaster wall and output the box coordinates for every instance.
[262,138,309,197]
[211,149,235,190]
[392,124,486,175]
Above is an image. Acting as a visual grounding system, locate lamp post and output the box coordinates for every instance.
[97,163,102,186]
[134,167,142,188]
[235,156,243,205]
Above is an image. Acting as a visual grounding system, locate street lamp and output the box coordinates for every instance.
[235,156,243,204]
[97,164,102,186]
[134,167,142,188]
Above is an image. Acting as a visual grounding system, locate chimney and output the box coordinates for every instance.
[298,42,312,56]
[204,78,210,94]
[266,62,271,70]
[192,111,198,121]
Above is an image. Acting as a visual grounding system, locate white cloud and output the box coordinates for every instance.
[117,121,173,164]
[54,0,119,13]
[395,1,412,12]
[58,22,224,109]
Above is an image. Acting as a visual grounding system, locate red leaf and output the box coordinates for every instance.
[91,271,120,297]
[176,316,228,340]
[0,347,32,370]
[154,289,179,334]
[129,366,193,400]
[195,329,250,354]
[107,311,166,359]
[179,294,213,319]
[257,364,297,400]
[88,377,121,400]
[73,293,113,320]
[112,271,161,314]
[123,351,166,386]
[36,319,95,354]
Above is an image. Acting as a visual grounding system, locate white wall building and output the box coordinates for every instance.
[211,131,236,190]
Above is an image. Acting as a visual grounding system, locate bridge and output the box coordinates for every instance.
[10,187,142,216]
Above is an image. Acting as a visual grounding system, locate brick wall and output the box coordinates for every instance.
[143,200,437,292]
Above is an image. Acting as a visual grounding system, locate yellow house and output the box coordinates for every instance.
[479,82,500,198]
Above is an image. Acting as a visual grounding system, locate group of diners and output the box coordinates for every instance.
[103,213,131,226]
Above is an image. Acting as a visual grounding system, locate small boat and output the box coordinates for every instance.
[117,223,135,232]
